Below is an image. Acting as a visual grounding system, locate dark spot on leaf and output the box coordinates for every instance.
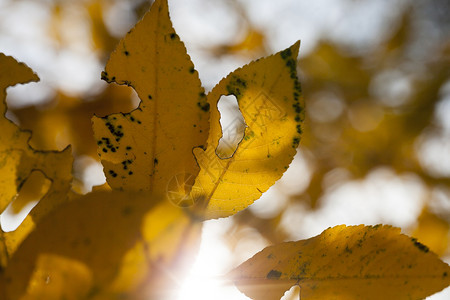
[126,146,132,150]
[189,67,195,74]
[111,148,116,152]
[226,76,247,99]
[128,171,133,175]
[266,269,282,279]
[102,148,107,153]
[148,95,152,100]
[236,78,247,88]
[411,238,429,253]
[286,58,296,72]
[280,47,292,59]
[109,170,117,178]
[293,102,302,113]
[197,101,210,112]
[154,158,158,165]
[130,116,135,122]
[444,272,448,277]
[124,50,129,56]
[122,206,133,216]
[292,137,300,148]
[170,33,177,40]
[97,140,103,145]
[296,124,302,134]
[101,71,109,81]
[295,81,302,93]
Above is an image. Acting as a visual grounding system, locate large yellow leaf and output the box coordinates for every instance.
[229,225,450,300]
[0,54,72,269]
[92,0,209,195]
[3,191,201,300]
[190,42,304,219]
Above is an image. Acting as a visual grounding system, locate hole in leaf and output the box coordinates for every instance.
[0,170,52,232]
[216,95,246,159]
[281,284,300,300]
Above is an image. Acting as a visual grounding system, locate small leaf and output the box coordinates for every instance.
[229,225,450,300]
[191,41,304,219]
[92,0,209,195]
[0,54,72,268]
[3,191,202,299]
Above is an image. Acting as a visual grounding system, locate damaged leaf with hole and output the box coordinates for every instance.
[0,53,72,268]
[92,0,209,194]
[190,41,305,219]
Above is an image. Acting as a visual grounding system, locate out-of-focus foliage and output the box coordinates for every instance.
[3,191,202,300]
[0,0,308,298]
[221,0,450,261]
[0,54,72,269]
[0,0,449,298]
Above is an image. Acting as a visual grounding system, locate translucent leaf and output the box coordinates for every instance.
[229,225,450,300]
[3,191,201,299]
[191,41,304,219]
[0,54,72,269]
[92,0,209,195]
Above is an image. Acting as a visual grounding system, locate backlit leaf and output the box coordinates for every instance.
[0,54,72,268]
[229,225,450,300]
[3,191,202,300]
[190,41,304,219]
[92,0,209,195]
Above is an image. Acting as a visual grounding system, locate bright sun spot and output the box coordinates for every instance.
[176,219,250,300]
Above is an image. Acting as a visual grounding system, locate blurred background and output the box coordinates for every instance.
[0,0,449,299]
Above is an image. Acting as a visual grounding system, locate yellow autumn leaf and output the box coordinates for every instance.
[190,41,304,219]
[3,190,201,300]
[92,0,209,196]
[229,225,450,300]
[0,54,72,268]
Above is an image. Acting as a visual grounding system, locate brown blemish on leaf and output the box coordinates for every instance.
[266,269,282,279]
[101,71,109,81]
[411,238,429,253]
[226,76,247,99]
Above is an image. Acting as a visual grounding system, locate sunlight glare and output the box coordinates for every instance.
[176,219,250,300]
